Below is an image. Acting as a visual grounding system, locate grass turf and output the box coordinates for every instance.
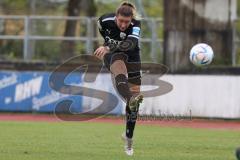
[0,121,239,160]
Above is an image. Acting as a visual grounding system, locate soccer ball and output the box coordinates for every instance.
[189,43,214,66]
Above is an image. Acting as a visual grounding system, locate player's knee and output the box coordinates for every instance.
[110,54,128,75]
[104,52,128,72]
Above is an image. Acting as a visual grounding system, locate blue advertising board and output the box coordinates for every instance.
[0,71,123,115]
[0,71,82,112]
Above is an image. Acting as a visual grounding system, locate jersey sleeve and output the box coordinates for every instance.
[97,16,108,45]
[128,20,141,40]
[97,15,112,46]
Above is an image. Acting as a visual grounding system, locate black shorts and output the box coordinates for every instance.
[103,50,141,85]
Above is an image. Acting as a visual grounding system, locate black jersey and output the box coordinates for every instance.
[97,13,141,52]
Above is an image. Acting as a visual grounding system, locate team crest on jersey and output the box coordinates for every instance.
[106,29,111,34]
[120,32,126,39]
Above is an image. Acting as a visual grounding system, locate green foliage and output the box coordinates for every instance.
[96,0,121,16]
[33,40,62,61]
[0,0,28,13]
[143,0,164,17]
[0,40,23,60]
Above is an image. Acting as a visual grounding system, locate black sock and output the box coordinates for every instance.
[115,74,132,101]
[125,105,138,139]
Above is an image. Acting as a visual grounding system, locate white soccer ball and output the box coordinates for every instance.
[189,43,214,66]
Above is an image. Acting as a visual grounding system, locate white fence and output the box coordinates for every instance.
[0,15,163,62]
[0,15,240,65]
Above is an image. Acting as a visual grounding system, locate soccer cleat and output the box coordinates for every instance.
[121,133,134,156]
[129,94,143,112]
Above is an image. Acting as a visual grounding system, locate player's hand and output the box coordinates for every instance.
[94,46,110,60]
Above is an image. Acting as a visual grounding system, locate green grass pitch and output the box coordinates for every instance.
[0,121,239,160]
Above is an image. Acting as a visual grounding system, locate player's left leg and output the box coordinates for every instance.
[122,81,142,156]
[125,82,141,138]
[122,50,143,155]
[124,50,142,139]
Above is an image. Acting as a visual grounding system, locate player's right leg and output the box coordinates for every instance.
[121,50,143,155]
[104,52,133,102]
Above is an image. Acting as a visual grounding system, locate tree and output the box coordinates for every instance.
[61,0,82,60]
[61,0,98,60]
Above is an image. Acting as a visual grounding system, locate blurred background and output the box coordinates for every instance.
[0,0,238,68]
[0,0,240,119]
[0,0,164,63]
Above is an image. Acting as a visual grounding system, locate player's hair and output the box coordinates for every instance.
[116,1,141,20]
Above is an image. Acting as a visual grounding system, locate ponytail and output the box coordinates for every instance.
[116,1,141,20]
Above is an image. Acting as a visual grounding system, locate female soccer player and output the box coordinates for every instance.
[94,1,143,156]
